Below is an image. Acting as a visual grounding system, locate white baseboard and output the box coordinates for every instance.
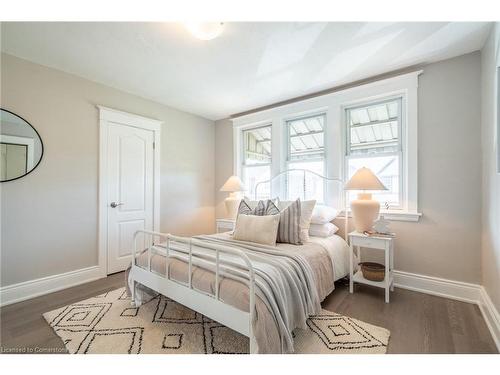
[394,270,499,351]
[394,270,481,304]
[478,286,500,351]
[0,266,104,307]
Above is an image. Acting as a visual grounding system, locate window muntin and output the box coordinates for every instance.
[286,113,326,202]
[242,125,272,199]
[346,98,402,208]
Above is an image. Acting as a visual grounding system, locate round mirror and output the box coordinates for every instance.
[1,109,44,182]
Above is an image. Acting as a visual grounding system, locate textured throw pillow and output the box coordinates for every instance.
[238,198,279,216]
[278,199,316,243]
[266,199,302,245]
[237,200,253,215]
[242,197,279,212]
[237,199,267,216]
[310,205,339,225]
[232,214,280,246]
[309,222,339,238]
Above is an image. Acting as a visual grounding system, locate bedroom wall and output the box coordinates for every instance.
[481,23,500,311]
[0,53,215,286]
[215,52,483,284]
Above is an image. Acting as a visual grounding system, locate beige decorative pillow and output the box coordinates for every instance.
[232,213,280,246]
[278,199,316,242]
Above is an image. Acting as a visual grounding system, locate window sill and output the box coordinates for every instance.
[379,211,422,222]
[339,210,422,222]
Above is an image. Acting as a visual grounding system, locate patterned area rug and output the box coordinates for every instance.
[43,288,390,354]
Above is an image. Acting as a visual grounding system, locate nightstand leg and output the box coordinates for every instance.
[385,242,390,303]
[390,241,395,292]
[349,241,353,294]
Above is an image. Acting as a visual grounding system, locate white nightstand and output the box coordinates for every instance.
[216,218,236,233]
[348,231,395,303]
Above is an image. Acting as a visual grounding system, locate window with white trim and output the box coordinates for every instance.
[285,113,326,202]
[345,97,403,209]
[241,124,272,200]
[232,71,421,221]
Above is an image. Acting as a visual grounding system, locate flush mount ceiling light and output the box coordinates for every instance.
[184,22,224,40]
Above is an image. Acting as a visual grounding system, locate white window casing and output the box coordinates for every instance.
[232,71,423,222]
[345,97,403,210]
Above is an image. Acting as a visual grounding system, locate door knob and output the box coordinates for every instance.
[110,202,124,208]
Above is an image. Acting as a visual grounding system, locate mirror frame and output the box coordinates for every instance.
[1,108,44,183]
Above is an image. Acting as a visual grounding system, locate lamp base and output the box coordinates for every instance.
[351,193,380,232]
[224,196,241,219]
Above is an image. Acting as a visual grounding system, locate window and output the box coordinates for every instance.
[241,125,272,200]
[286,113,326,202]
[233,71,420,221]
[345,98,402,208]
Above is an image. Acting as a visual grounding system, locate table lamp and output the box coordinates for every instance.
[220,175,245,219]
[345,167,387,232]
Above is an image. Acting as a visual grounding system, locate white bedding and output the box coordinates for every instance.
[308,234,351,283]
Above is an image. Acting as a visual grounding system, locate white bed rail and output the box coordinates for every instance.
[131,229,257,352]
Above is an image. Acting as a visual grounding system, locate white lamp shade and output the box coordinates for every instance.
[220,175,245,192]
[345,167,387,191]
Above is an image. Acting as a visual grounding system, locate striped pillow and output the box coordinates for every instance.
[237,199,267,216]
[253,200,267,216]
[266,199,302,245]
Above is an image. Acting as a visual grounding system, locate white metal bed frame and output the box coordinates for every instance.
[129,169,346,354]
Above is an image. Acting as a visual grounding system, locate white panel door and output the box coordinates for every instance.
[107,122,154,274]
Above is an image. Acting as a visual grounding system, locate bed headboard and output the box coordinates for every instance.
[253,169,348,238]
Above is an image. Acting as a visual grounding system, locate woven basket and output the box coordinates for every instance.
[359,262,385,282]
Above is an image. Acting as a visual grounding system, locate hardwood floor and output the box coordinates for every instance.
[0,272,125,354]
[0,273,497,354]
[322,278,497,354]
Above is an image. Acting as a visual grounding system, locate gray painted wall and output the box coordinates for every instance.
[1,53,215,286]
[481,23,500,311]
[215,52,483,284]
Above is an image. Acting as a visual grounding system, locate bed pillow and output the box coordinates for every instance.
[266,199,302,245]
[310,205,339,225]
[278,199,316,243]
[237,199,267,216]
[309,222,339,238]
[243,197,279,209]
[232,213,280,246]
[239,198,279,216]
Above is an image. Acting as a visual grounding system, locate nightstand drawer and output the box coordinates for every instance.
[351,235,388,249]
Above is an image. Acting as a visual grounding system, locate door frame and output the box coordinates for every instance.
[97,105,162,276]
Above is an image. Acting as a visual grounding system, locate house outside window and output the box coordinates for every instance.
[345,97,403,209]
[285,113,326,202]
[241,124,272,200]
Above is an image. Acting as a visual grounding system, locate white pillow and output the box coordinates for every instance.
[233,213,280,246]
[310,205,339,225]
[278,200,316,243]
[309,222,339,238]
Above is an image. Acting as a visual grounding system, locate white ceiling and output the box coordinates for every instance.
[1,22,492,120]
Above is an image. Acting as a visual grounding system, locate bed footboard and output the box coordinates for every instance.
[130,230,257,353]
